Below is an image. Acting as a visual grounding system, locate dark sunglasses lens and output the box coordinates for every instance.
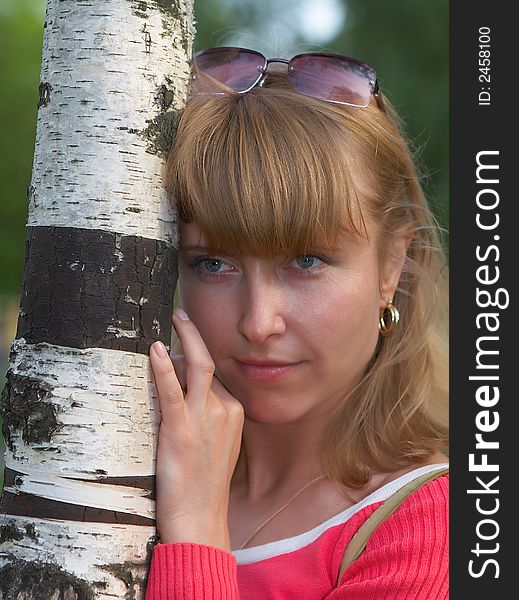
[289,55,375,107]
[192,48,265,94]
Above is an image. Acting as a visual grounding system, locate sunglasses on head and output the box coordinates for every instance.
[190,46,384,111]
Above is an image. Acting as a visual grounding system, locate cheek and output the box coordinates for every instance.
[313,279,381,364]
[178,282,234,351]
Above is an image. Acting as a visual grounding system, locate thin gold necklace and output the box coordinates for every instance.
[237,474,326,550]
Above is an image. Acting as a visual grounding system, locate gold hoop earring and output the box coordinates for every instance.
[379,298,400,336]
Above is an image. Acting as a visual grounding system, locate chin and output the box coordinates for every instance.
[240,394,314,424]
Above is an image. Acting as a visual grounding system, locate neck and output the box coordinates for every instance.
[230,415,328,503]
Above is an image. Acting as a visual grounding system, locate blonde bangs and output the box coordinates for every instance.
[166,90,367,257]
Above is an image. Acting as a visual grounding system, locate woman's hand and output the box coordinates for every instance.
[150,308,245,551]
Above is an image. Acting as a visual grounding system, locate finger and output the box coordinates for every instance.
[172,309,215,410]
[211,374,236,403]
[173,354,242,418]
[150,341,185,423]
[172,353,232,406]
[212,375,245,417]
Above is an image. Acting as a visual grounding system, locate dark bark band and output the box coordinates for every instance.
[1,468,155,526]
[16,226,177,354]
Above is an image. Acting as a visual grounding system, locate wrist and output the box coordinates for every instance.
[157,522,232,553]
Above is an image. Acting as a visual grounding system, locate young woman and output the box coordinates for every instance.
[145,47,449,599]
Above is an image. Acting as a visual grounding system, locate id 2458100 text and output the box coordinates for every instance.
[478,26,491,106]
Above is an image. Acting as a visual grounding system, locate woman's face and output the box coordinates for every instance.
[177,220,406,423]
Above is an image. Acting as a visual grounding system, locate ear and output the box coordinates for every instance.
[379,230,413,309]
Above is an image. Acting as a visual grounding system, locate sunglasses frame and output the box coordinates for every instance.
[192,46,385,111]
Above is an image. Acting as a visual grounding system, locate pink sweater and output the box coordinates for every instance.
[146,464,448,599]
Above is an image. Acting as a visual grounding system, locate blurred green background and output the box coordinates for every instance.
[0,0,448,473]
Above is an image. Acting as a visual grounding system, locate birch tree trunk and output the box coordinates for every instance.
[0,1,194,597]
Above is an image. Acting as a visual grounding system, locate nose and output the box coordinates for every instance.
[237,272,287,343]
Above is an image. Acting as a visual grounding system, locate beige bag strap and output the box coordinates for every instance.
[336,466,449,587]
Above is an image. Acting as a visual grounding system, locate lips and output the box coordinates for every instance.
[235,359,302,382]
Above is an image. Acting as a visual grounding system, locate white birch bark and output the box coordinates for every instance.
[0,1,194,598]
[29,0,193,244]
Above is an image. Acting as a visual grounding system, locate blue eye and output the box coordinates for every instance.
[203,259,225,273]
[293,256,324,270]
[191,257,234,276]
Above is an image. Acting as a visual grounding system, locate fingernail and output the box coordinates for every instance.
[152,341,168,357]
[174,308,190,321]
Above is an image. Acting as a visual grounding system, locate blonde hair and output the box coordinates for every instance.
[165,73,448,488]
